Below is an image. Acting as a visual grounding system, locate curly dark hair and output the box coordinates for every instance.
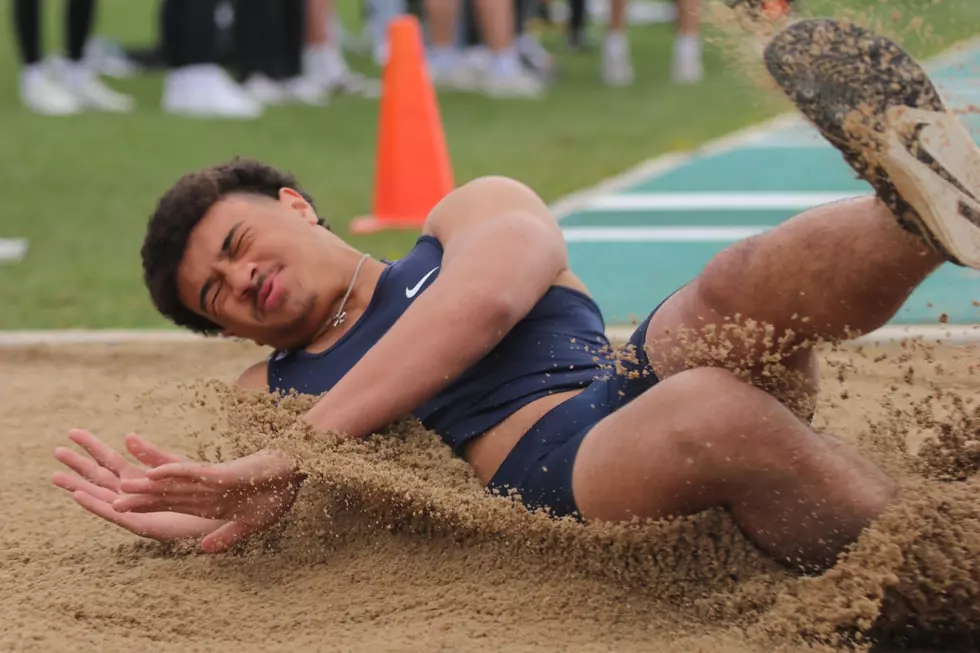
[141,157,326,335]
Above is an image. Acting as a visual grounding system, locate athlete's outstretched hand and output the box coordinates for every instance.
[110,446,305,553]
[52,429,228,545]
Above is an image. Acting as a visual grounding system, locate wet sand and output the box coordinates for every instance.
[1,338,978,652]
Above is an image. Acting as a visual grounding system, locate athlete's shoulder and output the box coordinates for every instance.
[236,358,271,392]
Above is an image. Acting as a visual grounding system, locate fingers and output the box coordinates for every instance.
[124,434,187,468]
[118,477,208,496]
[68,429,135,476]
[54,446,122,491]
[201,521,259,553]
[146,449,296,486]
[112,493,224,520]
[72,490,155,536]
[144,461,217,484]
[52,471,120,504]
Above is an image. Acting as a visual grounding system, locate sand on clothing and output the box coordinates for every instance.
[1,338,978,652]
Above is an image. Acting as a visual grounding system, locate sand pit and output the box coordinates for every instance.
[1,337,978,652]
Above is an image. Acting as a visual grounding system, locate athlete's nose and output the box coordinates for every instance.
[221,260,258,298]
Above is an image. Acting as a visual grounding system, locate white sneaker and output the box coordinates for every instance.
[281,76,330,106]
[517,33,557,79]
[20,66,82,116]
[671,35,703,84]
[602,49,635,87]
[243,74,288,106]
[879,106,980,269]
[429,63,482,92]
[480,69,545,99]
[303,46,378,98]
[602,33,634,87]
[61,62,135,112]
[163,65,263,119]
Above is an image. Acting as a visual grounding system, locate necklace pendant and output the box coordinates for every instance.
[332,311,346,327]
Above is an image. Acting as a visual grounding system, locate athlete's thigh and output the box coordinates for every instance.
[642,280,819,419]
[570,367,750,524]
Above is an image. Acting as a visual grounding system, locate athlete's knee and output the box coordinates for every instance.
[693,238,761,318]
[651,367,812,471]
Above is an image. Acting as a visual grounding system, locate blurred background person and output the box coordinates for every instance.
[12,0,134,115]
[160,0,261,118]
[600,0,703,86]
[234,0,327,106]
[303,0,380,97]
[425,0,543,97]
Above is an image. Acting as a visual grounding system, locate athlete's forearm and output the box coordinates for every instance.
[302,213,567,439]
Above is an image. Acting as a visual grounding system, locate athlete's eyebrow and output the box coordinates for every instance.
[220,222,242,258]
[198,221,242,314]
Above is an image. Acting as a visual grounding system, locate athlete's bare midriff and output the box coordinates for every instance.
[460,388,584,484]
[461,271,594,485]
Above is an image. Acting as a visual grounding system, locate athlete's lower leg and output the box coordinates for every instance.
[695,196,943,344]
[643,196,943,414]
[646,18,980,397]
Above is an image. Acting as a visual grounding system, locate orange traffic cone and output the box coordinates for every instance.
[350,15,454,234]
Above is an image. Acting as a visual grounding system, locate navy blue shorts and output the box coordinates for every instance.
[487,310,661,520]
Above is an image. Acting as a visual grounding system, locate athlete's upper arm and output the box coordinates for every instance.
[422,176,565,259]
[236,359,270,392]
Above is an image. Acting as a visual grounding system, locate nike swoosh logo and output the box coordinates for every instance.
[406,267,440,298]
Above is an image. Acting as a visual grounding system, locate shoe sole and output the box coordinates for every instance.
[763,18,980,269]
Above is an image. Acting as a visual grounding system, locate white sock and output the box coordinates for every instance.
[60,59,92,88]
[21,62,47,85]
[428,45,459,73]
[674,33,701,64]
[604,30,628,59]
[488,47,521,77]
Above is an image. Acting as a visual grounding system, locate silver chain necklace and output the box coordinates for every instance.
[329,253,370,328]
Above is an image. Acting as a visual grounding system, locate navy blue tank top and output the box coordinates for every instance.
[267,234,614,454]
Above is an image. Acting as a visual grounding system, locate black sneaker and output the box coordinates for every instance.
[763,18,980,269]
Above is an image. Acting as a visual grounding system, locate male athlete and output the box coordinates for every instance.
[52,18,980,571]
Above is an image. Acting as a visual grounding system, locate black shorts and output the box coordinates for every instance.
[486,306,663,519]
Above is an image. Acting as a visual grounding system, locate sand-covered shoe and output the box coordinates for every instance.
[763,18,980,269]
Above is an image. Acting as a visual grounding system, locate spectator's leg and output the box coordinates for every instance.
[276,0,327,104]
[567,0,588,49]
[424,0,477,89]
[515,0,556,78]
[13,0,42,67]
[472,0,543,96]
[61,0,135,111]
[65,0,95,62]
[365,0,407,66]
[14,0,81,114]
[281,0,305,79]
[161,0,262,118]
[303,0,378,97]
[602,0,634,86]
[233,0,279,94]
[672,0,702,83]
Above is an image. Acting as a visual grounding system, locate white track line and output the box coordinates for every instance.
[548,115,805,220]
[563,226,769,242]
[578,191,867,211]
[0,326,977,348]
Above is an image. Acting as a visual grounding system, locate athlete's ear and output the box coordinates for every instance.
[278,187,319,226]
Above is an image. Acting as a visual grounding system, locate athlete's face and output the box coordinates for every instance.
[176,189,336,348]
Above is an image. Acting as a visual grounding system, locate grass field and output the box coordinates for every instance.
[1,0,979,329]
